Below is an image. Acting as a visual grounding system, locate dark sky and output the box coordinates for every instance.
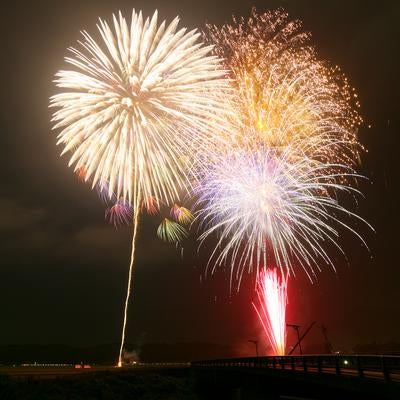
[0,0,399,354]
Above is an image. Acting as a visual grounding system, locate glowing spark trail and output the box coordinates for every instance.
[50,9,230,366]
[252,268,288,356]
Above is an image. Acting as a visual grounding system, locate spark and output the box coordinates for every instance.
[252,268,288,356]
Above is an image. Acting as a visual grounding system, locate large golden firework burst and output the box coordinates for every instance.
[206,9,363,168]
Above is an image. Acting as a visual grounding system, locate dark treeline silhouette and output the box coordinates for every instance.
[2,341,399,365]
[0,342,234,365]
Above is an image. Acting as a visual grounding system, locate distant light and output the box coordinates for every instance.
[343,359,349,365]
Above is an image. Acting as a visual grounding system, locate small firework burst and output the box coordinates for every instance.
[75,165,88,182]
[170,204,194,225]
[142,196,161,216]
[105,200,133,227]
[157,218,188,243]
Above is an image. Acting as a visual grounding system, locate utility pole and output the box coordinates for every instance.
[288,321,316,356]
[248,340,259,357]
[321,324,333,354]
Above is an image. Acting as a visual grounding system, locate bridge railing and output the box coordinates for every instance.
[192,355,400,383]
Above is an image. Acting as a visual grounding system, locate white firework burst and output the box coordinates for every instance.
[50,9,230,208]
[195,147,370,285]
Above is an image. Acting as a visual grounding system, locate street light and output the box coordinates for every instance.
[287,324,302,355]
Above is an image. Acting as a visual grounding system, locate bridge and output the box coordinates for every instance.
[192,354,400,399]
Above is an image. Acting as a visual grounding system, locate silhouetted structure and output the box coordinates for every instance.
[321,324,334,354]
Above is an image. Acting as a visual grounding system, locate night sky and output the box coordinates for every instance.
[1,0,399,355]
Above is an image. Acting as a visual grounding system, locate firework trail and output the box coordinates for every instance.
[252,268,288,356]
[50,9,230,366]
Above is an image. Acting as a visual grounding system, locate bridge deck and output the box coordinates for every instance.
[192,354,400,383]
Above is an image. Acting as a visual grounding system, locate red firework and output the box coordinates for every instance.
[252,269,288,356]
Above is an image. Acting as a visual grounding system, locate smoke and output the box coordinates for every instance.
[122,349,139,363]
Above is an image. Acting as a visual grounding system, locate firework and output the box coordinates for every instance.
[252,268,288,356]
[105,200,133,227]
[50,9,230,365]
[142,195,160,216]
[96,180,113,203]
[156,204,193,244]
[206,9,362,168]
[170,204,194,225]
[195,147,369,284]
[75,165,88,182]
[157,217,189,243]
